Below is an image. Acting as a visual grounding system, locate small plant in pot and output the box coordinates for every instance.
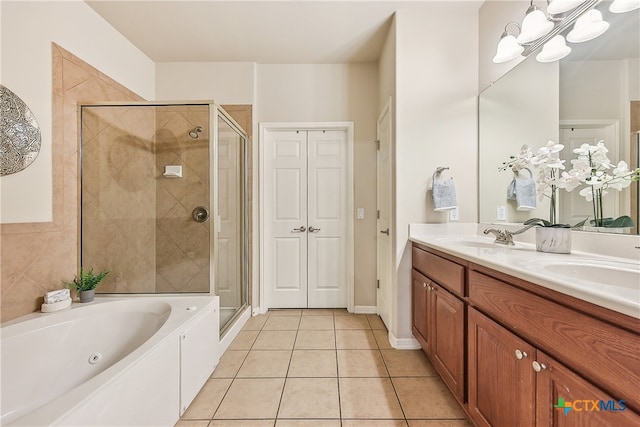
[65,267,109,303]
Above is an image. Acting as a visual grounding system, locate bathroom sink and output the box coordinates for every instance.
[433,236,520,249]
[531,258,640,290]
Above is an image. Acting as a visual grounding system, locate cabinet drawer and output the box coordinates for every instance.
[469,270,640,414]
[412,246,464,297]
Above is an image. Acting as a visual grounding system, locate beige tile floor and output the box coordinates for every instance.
[176,309,473,427]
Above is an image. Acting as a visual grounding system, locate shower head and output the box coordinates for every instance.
[188,126,203,139]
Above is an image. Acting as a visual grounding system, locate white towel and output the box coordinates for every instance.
[432,171,457,211]
[44,288,71,304]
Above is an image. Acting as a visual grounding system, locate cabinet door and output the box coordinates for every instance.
[468,308,536,427]
[411,269,430,352]
[535,350,640,427]
[430,283,465,402]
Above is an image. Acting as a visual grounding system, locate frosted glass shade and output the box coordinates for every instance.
[567,9,610,43]
[609,0,640,13]
[517,9,554,43]
[547,0,584,15]
[536,35,572,62]
[493,35,525,63]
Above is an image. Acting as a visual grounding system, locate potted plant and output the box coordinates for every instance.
[65,267,109,303]
[559,140,640,232]
[501,142,574,253]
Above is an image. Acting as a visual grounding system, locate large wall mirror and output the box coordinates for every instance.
[479,2,639,234]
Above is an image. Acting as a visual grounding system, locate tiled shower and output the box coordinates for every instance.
[80,102,248,332]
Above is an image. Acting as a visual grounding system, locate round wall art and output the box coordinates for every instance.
[1,84,42,176]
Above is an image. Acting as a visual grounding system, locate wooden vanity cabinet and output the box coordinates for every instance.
[412,245,466,403]
[468,268,640,427]
[411,242,640,426]
[468,307,536,426]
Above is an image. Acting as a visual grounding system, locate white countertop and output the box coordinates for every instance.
[409,223,640,319]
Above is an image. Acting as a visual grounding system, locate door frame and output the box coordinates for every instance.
[258,121,355,313]
[376,97,393,330]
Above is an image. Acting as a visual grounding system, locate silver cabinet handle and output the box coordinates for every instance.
[532,361,546,372]
[292,226,307,232]
[308,226,321,232]
[515,350,528,360]
[380,228,389,235]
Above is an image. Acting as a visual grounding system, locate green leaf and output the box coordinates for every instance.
[605,215,634,228]
[524,218,551,227]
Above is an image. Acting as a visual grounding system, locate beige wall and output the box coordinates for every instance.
[0,0,155,224]
[257,63,380,308]
[392,5,479,340]
[0,45,144,321]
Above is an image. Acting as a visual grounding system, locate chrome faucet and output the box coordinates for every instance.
[483,223,537,246]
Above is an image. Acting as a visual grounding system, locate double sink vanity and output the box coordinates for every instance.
[409,223,639,426]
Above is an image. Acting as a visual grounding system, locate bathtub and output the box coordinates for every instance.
[1,296,219,426]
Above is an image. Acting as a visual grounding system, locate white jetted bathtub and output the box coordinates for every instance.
[1,296,219,426]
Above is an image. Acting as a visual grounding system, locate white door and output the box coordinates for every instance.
[264,129,348,308]
[376,100,392,330]
[307,130,348,308]
[559,124,618,225]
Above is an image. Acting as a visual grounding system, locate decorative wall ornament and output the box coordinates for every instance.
[0,84,42,176]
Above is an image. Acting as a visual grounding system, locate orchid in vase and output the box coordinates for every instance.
[500,141,567,225]
[559,140,640,229]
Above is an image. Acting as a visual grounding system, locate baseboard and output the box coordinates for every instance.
[352,305,377,314]
[218,306,251,356]
[389,331,422,350]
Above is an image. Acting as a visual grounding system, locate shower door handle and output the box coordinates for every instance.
[192,206,210,223]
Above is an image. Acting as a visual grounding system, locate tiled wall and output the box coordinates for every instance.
[81,106,157,293]
[154,106,210,292]
[0,44,254,322]
[0,44,144,322]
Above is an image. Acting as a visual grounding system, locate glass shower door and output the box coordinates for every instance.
[216,112,247,330]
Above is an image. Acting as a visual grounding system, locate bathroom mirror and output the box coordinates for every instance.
[479,3,640,234]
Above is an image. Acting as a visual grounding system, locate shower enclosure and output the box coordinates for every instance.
[79,102,249,333]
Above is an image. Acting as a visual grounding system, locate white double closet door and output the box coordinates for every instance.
[264,129,348,308]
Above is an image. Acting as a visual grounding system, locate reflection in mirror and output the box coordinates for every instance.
[479,1,640,234]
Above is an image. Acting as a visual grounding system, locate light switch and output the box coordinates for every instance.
[357,208,365,219]
[497,205,507,221]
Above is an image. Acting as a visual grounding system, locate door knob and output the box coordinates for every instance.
[308,226,321,232]
[380,228,389,235]
[292,226,307,232]
[192,206,210,223]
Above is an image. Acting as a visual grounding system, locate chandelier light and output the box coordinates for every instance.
[536,35,572,62]
[566,9,610,43]
[547,0,585,15]
[491,0,635,64]
[493,23,525,63]
[609,0,640,13]
[517,2,555,44]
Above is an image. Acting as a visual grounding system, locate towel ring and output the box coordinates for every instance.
[514,167,533,178]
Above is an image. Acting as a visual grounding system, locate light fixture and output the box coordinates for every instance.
[547,0,584,15]
[609,0,640,13]
[493,23,525,63]
[566,9,610,43]
[536,35,572,62]
[517,2,555,44]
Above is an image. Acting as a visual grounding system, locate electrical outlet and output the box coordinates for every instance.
[357,208,365,219]
[497,205,507,221]
[449,207,459,221]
